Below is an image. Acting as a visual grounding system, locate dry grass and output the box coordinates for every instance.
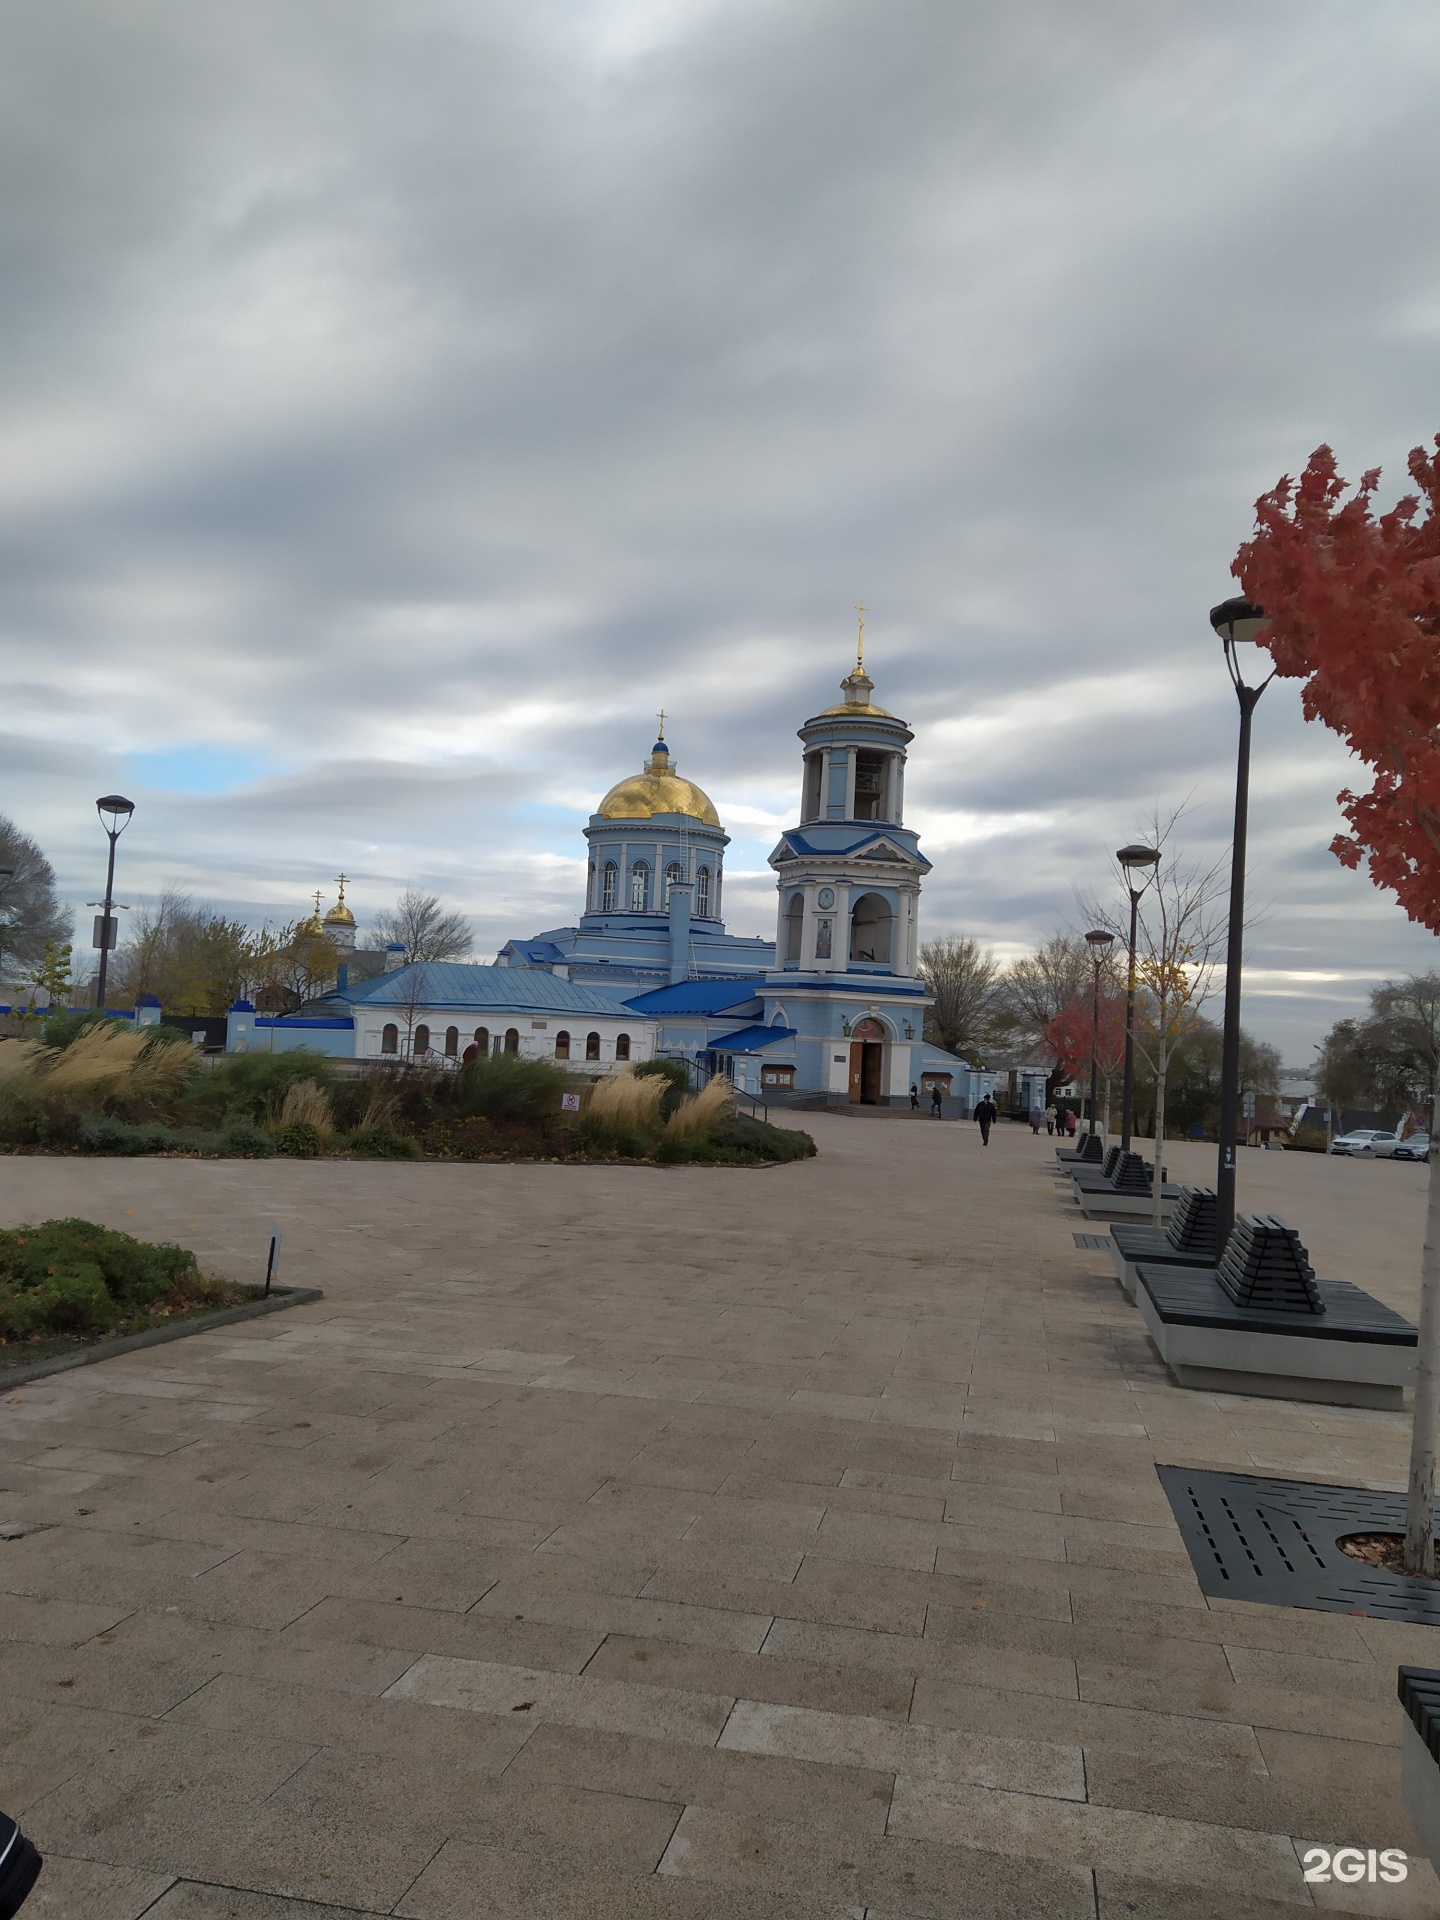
[662,1075,734,1141]
[279,1078,333,1138]
[358,1089,400,1133]
[38,1023,152,1091]
[586,1066,667,1131]
[0,1040,44,1082]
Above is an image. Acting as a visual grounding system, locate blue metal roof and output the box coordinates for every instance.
[336,963,636,1017]
[505,940,567,965]
[624,977,766,1014]
[708,1023,797,1052]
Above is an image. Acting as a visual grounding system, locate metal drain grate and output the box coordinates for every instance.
[1157,1464,1440,1624]
[1073,1233,1112,1250]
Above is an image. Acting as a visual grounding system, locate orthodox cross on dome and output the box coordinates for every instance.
[335,872,347,906]
[655,709,667,740]
[854,602,868,672]
[312,889,323,917]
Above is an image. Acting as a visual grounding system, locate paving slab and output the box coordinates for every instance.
[1,1123,1434,1912]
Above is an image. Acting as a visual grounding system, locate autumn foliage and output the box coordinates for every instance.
[1044,989,1126,1085]
[1234,437,1440,930]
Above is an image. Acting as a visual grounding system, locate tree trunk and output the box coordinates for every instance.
[1152,1062,1167,1232]
[1102,1077,1112,1139]
[1405,1089,1440,1574]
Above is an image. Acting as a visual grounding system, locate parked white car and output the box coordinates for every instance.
[1329,1129,1400,1156]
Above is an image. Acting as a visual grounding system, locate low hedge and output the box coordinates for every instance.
[0,1217,243,1347]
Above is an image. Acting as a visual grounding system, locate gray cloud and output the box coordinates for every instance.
[4,0,1439,1059]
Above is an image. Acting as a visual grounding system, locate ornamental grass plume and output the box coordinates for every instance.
[661,1075,734,1142]
[279,1078,333,1140]
[38,1022,151,1092]
[585,1065,666,1132]
[0,1040,44,1082]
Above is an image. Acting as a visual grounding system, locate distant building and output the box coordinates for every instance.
[227,960,653,1070]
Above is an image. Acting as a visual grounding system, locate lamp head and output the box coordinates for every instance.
[96,794,135,835]
[1085,929,1114,950]
[1209,597,1267,647]
[1116,843,1160,873]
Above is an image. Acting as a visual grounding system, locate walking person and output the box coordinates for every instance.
[1045,1103,1057,1136]
[930,1084,943,1118]
[910,1083,919,1110]
[974,1092,997,1146]
[1028,1105,1044,1136]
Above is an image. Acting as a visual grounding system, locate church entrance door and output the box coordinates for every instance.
[848,1018,886,1105]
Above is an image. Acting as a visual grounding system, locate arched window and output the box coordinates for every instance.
[473,1026,490,1055]
[555,1030,571,1059]
[504,1028,519,1054]
[414,1024,430,1055]
[848,892,893,965]
[381,1023,398,1055]
[664,861,684,905]
[615,1032,630,1061]
[587,861,596,909]
[602,861,617,912]
[444,1026,459,1057]
[784,892,804,964]
[696,866,711,917]
[630,863,650,912]
[586,1031,601,1060]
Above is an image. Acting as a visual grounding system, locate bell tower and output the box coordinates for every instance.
[759,622,933,1104]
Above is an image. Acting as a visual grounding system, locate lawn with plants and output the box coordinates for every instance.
[0,1217,248,1369]
[0,1018,815,1167]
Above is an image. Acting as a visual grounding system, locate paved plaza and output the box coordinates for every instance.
[2,1118,1439,1918]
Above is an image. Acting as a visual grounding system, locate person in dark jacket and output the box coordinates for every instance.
[974,1094,997,1145]
[910,1084,919,1109]
[930,1084,943,1117]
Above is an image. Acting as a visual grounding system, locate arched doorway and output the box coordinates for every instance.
[848,1016,887,1105]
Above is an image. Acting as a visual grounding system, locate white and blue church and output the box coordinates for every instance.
[501,644,981,1107]
[228,635,993,1108]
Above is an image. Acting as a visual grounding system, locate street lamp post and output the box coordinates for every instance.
[1084,929,1115,1140]
[93,796,135,1010]
[1116,843,1160,1152]
[1211,597,1273,1245]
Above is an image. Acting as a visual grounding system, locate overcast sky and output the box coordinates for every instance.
[4,0,1439,1061]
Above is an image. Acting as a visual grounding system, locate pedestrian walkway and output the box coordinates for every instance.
[1,1121,1436,1916]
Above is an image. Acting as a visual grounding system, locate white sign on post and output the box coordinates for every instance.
[560,1092,582,1113]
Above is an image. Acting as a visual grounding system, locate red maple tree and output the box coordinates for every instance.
[1044,989,1126,1085]
[1234,437,1440,928]
[1232,432,1440,1575]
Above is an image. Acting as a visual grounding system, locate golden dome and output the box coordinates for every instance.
[597,741,721,827]
[322,874,355,927]
[298,889,326,938]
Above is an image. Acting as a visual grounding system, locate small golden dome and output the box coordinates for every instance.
[297,889,326,938]
[322,873,355,927]
[817,663,894,719]
[597,741,721,827]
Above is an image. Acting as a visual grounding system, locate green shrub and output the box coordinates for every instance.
[75,1116,219,1156]
[445,1053,572,1123]
[272,1120,323,1158]
[632,1056,691,1115]
[185,1050,336,1126]
[1289,1124,1328,1153]
[0,1085,71,1148]
[340,1124,422,1160]
[658,1115,817,1166]
[0,1217,237,1347]
[37,1009,110,1051]
[221,1119,276,1157]
[569,1113,654,1160]
[0,1263,114,1339]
